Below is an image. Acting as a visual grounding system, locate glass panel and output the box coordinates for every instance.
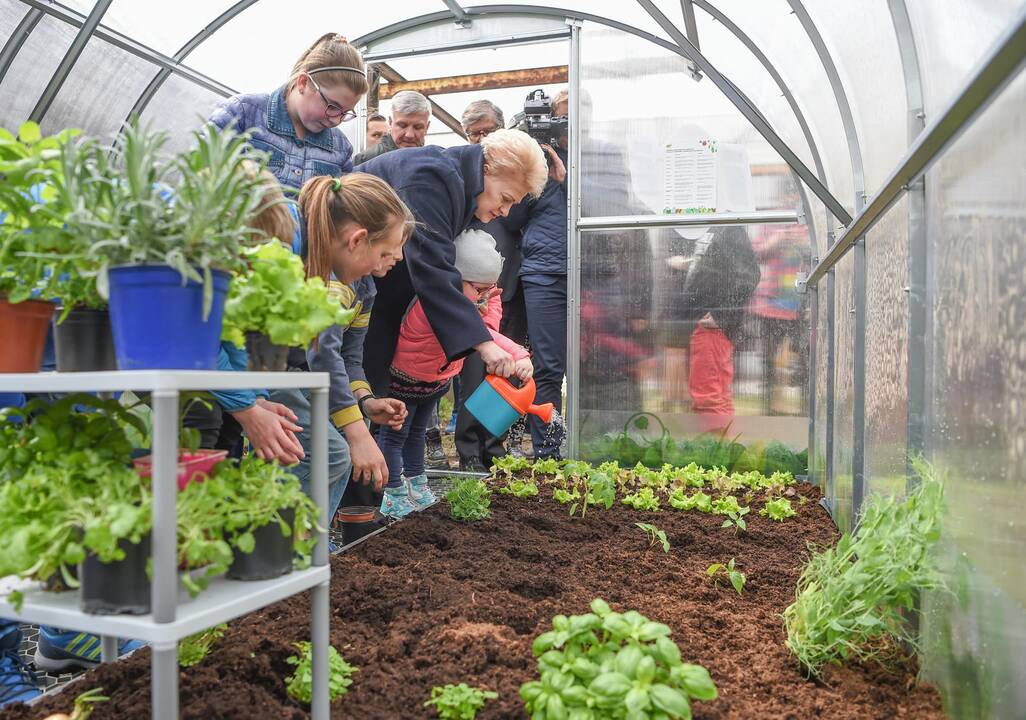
[801,0,908,199]
[920,67,1026,717]
[138,73,226,156]
[0,16,75,130]
[831,253,855,532]
[907,0,1024,116]
[864,197,909,496]
[39,37,157,139]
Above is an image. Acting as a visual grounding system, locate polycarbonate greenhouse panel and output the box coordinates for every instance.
[800,0,909,199]
[385,39,569,81]
[863,197,909,496]
[693,0,856,214]
[38,35,160,140]
[137,72,228,156]
[907,0,1026,117]
[813,269,829,492]
[0,14,75,131]
[578,23,806,218]
[73,0,234,56]
[830,251,855,532]
[920,67,1026,717]
[183,0,477,94]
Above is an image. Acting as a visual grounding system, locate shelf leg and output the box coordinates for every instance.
[310,387,330,719]
[100,635,117,663]
[151,390,179,624]
[151,640,178,720]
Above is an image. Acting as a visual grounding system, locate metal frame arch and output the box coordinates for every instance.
[0,7,43,86]
[125,0,258,127]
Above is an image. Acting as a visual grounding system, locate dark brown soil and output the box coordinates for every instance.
[3,483,945,719]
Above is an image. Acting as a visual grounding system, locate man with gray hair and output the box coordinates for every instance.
[461,99,504,142]
[353,89,431,165]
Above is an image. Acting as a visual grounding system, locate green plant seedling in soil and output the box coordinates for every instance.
[531,457,562,482]
[40,686,108,720]
[446,478,492,521]
[707,559,746,596]
[424,683,498,720]
[636,522,670,554]
[710,494,745,516]
[720,507,750,534]
[760,497,797,521]
[668,488,713,513]
[500,477,539,497]
[521,598,718,719]
[573,471,616,518]
[492,454,532,479]
[285,641,357,705]
[622,486,661,511]
[179,624,227,667]
[783,459,945,676]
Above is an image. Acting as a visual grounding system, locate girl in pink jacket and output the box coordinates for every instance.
[377,229,533,517]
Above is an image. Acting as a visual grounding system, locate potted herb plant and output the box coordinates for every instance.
[0,122,77,372]
[221,240,356,371]
[83,121,274,370]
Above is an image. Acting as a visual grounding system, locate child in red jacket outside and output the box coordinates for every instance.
[377,229,533,517]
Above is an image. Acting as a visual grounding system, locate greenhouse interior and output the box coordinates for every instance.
[0,0,1024,717]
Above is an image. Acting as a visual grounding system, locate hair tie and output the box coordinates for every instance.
[332,177,342,192]
[334,34,348,43]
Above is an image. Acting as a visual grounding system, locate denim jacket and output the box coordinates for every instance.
[209,86,354,190]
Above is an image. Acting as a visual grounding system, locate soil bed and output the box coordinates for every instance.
[3,482,945,719]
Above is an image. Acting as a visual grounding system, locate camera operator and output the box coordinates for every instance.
[515,88,569,459]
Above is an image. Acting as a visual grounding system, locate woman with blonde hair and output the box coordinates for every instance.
[358,128,552,403]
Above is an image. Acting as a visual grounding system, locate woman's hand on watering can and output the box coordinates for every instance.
[514,357,534,381]
[363,396,407,431]
[476,340,515,377]
[343,422,388,491]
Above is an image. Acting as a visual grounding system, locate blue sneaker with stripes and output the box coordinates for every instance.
[0,626,39,707]
[34,628,144,672]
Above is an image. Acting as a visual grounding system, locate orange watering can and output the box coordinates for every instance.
[464,375,554,437]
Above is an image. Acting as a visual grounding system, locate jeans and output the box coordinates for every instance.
[522,274,567,458]
[268,388,350,521]
[376,399,435,488]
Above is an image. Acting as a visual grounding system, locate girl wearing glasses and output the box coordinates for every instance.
[376,229,534,518]
[209,33,366,190]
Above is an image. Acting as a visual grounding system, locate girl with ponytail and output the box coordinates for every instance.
[209,33,368,190]
[266,173,414,515]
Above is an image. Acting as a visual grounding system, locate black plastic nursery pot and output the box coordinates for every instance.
[53,307,117,372]
[244,332,289,372]
[227,507,296,581]
[338,506,386,547]
[79,534,152,615]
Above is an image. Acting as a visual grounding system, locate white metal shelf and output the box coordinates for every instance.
[0,566,329,644]
[0,370,329,393]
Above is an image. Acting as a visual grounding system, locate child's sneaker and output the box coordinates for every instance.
[407,474,437,508]
[379,484,416,519]
[34,628,144,672]
[1,627,39,708]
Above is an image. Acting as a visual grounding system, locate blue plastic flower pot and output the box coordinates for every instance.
[108,265,230,370]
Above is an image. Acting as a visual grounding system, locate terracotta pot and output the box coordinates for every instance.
[0,298,55,373]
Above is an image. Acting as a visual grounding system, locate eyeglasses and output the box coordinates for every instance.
[466,126,499,141]
[306,74,357,122]
[468,281,496,295]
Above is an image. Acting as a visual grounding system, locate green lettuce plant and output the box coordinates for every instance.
[760,497,796,521]
[285,641,357,704]
[622,487,661,512]
[520,598,718,719]
[221,240,355,347]
[424,683,498,720]
[446,478,492,521]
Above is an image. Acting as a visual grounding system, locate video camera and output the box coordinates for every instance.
[511,89,568,147]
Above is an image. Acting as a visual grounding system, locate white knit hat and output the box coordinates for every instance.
[454,228,502,284]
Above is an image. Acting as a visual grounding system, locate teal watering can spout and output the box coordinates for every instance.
[464,375,554,438]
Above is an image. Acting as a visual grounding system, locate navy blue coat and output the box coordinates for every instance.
[356,145,493,396]
[518,146,569,277]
